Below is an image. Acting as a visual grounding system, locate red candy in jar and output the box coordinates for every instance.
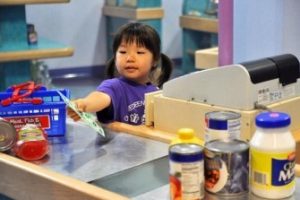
[14,124,49,161]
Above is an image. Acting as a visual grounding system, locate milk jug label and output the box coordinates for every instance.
[250,148,295,190]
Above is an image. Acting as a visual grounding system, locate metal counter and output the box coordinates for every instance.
[133,180,300,200]
[40,119,169,182]
[36,119,300,199]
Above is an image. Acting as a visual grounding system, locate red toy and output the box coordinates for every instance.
[1,81,43,106]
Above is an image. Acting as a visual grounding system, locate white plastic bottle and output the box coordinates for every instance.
[250,112,296,199]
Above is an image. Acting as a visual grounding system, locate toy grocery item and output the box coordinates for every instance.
[0,117,17,152]
[169,143,204,200]
[27,23,38,45]
[0,82,69,137]
[0,81,43,106]
[250,112,295,199]
[14,124,49,161]
[205,111,241,143]
[204,139,249,195]
[57,90,106,138]
[170,128,204,146]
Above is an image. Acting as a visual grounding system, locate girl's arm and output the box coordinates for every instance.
[76,91,111,112]
[67,91,111,121]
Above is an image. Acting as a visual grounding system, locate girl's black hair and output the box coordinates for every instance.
[106,22,173,88]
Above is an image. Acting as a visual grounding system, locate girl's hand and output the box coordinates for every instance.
[67,99,87,121]
[67,91,111,121]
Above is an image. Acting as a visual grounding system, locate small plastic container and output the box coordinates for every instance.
[14,124,49,161]
[250,112,296,199]
[170,128,204,146]
[27,24,38,45]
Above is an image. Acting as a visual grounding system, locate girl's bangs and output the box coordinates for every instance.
[121,32,148,47]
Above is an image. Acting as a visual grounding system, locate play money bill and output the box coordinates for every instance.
[57,90,106,138]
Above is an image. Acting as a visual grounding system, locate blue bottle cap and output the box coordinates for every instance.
[255,112,291,128]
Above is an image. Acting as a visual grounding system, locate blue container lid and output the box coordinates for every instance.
[255,112,291,128]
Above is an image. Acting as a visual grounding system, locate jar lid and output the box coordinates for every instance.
[205,139,249,153]
[255,112,291,128]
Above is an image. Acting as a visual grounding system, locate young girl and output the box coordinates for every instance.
[68,22,173,125]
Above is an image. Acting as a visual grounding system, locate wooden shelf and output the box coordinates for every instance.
[180,15,218,33]
[0,0,69,5]
[0,38,74,62]
[103,5,164,20]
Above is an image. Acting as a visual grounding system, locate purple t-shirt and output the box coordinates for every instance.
[96,77,158,125]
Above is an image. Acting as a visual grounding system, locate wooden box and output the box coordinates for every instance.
[145,91,300,141]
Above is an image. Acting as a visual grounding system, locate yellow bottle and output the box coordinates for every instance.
[170,128,204,146]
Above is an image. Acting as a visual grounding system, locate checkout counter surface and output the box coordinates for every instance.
[2,119,300,199]
[134,181,300,200]
[43,120,300,199]
[41,119,169,183]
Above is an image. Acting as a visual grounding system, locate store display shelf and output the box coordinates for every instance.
[103,5,164,20]
[0,38,74,62]
[0,0,69,5]
[180,15,218,33]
